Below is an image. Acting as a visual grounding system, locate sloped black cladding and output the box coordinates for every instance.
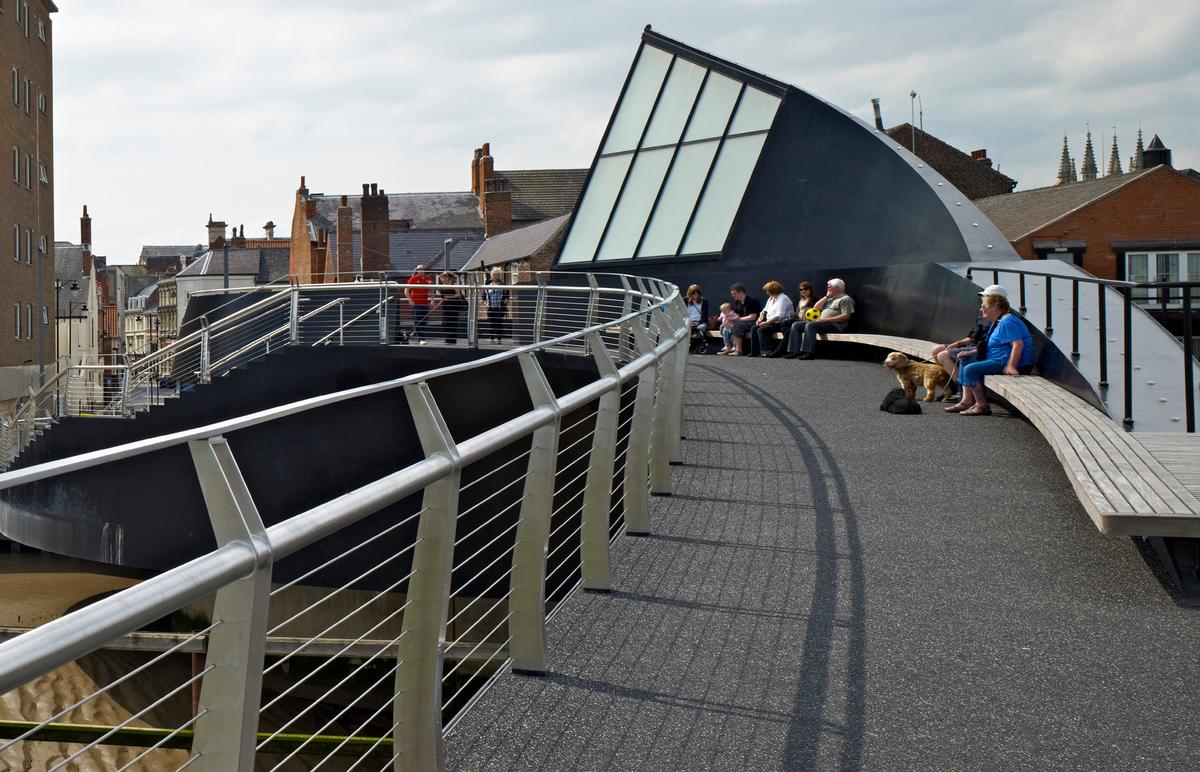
[723,86,969,275]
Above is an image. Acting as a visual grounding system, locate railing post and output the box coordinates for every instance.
[378,280,389,346]
[584,275,600,356]
[120,366,131,416]
[288,286,300,345]
[624,311,657,535]
[338,300,345,346]
[1070,279,1080,358]
[617,276,635,363]
[1122,287,1134,426]
[199,320,212,385]
[1018,273,1027,315]
[581,330,619,590]
[188,437,272,772]
[1183,289,1195,434]
[532,278,547,344]
[466,274,480,349]
[1044,275,1054,335]
[665,294,688,465]
[509,352,560,673]
[393,382,461,771]
[1098,284,1109,388]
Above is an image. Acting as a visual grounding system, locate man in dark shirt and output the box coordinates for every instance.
[727,283,763,357]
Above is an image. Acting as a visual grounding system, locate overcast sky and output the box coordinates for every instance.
[51,0,1200,263]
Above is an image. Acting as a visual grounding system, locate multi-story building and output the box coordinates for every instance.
[0,0,57,410]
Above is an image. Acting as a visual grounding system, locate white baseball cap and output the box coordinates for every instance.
[978,284,1008,299]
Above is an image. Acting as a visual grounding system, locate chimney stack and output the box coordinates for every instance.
[80,205,92,276]
[263,220,276,239]
[472,147,483,194]
[206,213,227,249]
[336,195,354,281]
[870,98,883,131]
[970,149,993,168]
[483,178,513,237]
[360,182,390,275]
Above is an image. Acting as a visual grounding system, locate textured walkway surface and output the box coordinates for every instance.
[445,355,1200,770]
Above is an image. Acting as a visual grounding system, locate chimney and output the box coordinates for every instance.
[471,147,483,195]
[263,220,276,239]
[870,98,883,131]
[80,205,92,276]
[336,195,353,281]
[360,182,390,275]
[229,224,246,248]
[970,149,994,168]
[298,175,308,195]
[484,178,513,237]
[207,214,227,249]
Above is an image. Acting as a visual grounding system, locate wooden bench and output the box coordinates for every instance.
[707,329,1200,538]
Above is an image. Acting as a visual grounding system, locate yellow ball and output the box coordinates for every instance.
[804,307,821,322]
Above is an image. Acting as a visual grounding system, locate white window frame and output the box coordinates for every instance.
[22,2,28,37]
[38,162,47,184]
[10,146,16,182]
[11,224,17,260]
[38,234,46,253]
[13,303,20,339]
[37,18,44,42]
[25,304,31,339]
[24,153,31,189]
[25,227,31,263]
[37,90,44,113]
[23,77,29,114]
[1126,251,1200,308]
[10,67,17,105]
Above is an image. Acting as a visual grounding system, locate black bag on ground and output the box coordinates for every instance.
[879,388,922,415]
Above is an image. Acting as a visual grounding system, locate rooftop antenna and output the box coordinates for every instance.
[909,90,917,155]
[917,94,923,131]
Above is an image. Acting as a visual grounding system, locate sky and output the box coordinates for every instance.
[50,0,1200,264]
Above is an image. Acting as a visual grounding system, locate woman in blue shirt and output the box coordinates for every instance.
[946,289,1035,416]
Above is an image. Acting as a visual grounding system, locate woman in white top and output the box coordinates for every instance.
[755,280,794,357]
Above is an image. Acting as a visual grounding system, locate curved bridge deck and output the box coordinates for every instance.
[445,356,1200,769]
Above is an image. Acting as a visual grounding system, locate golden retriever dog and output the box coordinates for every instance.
[882,351,953,402]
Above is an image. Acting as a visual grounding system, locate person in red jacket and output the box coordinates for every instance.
[404,265,433,342]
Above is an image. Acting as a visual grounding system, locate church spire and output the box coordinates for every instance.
[1070,157,1078,183]
[1107,130,1122,176]
[1130,127,1145,172]
[1080,129,1098,180]
[1056,135,1073,185]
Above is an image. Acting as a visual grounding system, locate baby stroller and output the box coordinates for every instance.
[689,323,710,354]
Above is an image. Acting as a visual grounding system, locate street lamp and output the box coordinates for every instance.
[54,279,80,366]
[67,301,87,367]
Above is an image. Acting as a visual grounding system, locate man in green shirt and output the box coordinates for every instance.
[783,278,855,360]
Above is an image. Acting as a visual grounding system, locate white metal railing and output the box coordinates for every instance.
[0,273,688,771]
[0,272,675,470]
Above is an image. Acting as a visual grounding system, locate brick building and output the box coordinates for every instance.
[975,157,1200,292]
[885,124,1017,200]
[1,0,57,410]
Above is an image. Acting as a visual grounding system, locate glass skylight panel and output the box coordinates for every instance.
[597,148,674,261]
[637,141,719,258]
[728,86,781,134]
[640,58,705,149]
[682,72,741,142]
[558,154,634,263]
[682,134,767,254]
[601,45,673,155]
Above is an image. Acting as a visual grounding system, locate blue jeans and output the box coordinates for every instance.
[959,358,1007,388]
[411,305,429,338]
[721,327,734,348]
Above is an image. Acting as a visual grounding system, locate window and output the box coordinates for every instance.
[23,78,29,114]
[41,305,47,326]
[557,41,780,264]
[25,304,31,339]
[37,90,44,113]
[24,153,31,189]
[38,234,46,253]
[38,163,47,184]
[37,18,44,41]
[1126,251,1200,307]
[13,304,20,340]
[10,67,17,105]
[11,224,17,260]
[10,145,17,182]
[25,227,31,263]
[22,2,28,38]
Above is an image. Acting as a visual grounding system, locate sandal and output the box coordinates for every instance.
[944,404,971,413]
[961,405,992,416]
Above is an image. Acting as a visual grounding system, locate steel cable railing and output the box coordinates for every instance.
[0,272,688,770]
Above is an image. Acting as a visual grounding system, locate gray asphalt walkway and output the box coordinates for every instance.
[445,355,1200,770]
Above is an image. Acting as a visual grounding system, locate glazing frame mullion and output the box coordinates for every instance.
[631,69,710,260]
[675,82,748,257]
[590,55,677,263]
